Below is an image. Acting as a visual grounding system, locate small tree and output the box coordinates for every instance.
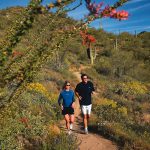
[80,0,129,65]
[0,0,129,108]
[80,30,101,65]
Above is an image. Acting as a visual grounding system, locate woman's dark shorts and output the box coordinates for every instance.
[62,107,74,115]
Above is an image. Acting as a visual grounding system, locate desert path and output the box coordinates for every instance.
[59,70,118,150]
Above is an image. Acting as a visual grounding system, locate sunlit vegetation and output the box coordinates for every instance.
[0,0,149,149]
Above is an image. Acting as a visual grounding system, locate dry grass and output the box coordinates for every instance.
[143,113,150,123]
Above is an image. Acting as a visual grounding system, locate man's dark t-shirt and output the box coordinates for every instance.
[75,81,95,106]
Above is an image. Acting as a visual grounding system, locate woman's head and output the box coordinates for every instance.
[62,81,71,90]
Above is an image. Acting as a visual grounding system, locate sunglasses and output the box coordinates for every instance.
[66,84,70,86]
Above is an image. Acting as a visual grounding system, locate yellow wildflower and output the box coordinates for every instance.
[100,98,117,108]
[121,81,148,95]
[118,107,128,116]
[27,83,50,99]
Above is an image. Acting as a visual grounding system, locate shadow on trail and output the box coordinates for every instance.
[59,126,85,135]
[88,124,122,150]
[59,114,85,134]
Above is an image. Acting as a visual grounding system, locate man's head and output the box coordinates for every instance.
[81,74,88,83]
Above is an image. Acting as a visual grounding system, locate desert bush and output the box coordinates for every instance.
[93,97,150,150]
[106,81,149,101]
[95,57,112,76]
[93,98,128,124]
[0,82,67,150]
[43,132,77,150]
[0,107,48,149]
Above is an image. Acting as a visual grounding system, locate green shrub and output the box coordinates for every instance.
[43,132,77,150]
[95,57,112,76]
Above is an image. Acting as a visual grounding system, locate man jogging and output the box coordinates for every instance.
[75,74,95,134]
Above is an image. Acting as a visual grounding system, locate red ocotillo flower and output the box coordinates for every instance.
[85,0,129,20]
[20,117,32,129]
[12,51,23,58]
[80,30,96,47]
[20,117,28,124]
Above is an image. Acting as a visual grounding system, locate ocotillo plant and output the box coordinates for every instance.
[80,30,99,65]
[0,0,129,109]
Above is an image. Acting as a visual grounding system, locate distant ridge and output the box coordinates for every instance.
[138,31,149,35]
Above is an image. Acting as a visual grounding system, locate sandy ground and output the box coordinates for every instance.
[59,99,117,150]
[59,70,118,150]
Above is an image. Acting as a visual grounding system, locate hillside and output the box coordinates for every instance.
[0,7,150,150]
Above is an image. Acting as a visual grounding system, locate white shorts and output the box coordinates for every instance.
[81,104,92,115]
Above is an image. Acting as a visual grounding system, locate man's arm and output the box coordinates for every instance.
[92,91,96,94]
[91,82,95,94]
[75,91,82,101]
[75,84,82,101]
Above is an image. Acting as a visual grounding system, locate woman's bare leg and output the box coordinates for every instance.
[64,114,70,130]
[70,115,74,124]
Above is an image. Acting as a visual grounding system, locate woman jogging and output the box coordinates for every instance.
[58,81,75,134]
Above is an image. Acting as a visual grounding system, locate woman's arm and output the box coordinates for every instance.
[58,93,63,110]
[71,102,75,109]
[71,92,75,108]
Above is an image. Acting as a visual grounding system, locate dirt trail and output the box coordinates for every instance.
[59,67,118,150]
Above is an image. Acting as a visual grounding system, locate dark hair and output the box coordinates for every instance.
[62,80,70,90]
[81,73,88,79]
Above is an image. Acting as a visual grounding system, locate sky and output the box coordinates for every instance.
[0,0,150,34]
